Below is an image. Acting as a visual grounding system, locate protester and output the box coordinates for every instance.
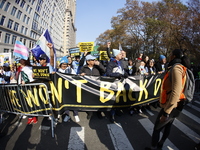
[72,55,81,74]
[2,63,11,84]
[18,58,36,124]
[37,43,55,73]
[58,58,80,123]
[80,54,105,119]
[145,59,156,75]
[138,61,148,75]
[145,49,191,150]
[155,55,168,74]
[128,59,136,76]
[105,49,128,123]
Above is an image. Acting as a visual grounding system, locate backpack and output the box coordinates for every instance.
[170,63,195,102]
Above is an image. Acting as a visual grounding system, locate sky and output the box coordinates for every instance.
[76,0,126,44]
[75,0,188,45]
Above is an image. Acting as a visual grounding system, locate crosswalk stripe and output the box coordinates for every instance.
[144,108,154,116]
[194,101,200,105]
[139,118,179,150]
[107,123,134,150]
[187,104,200,112]
[68,127,84,150]
[173,119,200,143]
[182,109,200,124]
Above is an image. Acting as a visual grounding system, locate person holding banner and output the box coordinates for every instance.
[145,49,191,150]
[80,54,105,119]
[105,49,128,123]
[58,58,80,123]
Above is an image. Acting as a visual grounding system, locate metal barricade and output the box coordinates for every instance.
[0,83,56,138]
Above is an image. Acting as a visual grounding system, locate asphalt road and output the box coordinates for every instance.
[0,93,200,150]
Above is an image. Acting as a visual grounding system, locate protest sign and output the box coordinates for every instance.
[78,42,94,52]
[32,66,50,80]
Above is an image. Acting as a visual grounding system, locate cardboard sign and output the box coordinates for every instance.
[78,42,94,52]
[32,66,50,80]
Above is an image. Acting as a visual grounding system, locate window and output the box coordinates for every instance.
[16,10,22,19]
[0,16,6,25]
[20,37,22,42]
[23,39,26,45]
[24,28,27,35]
[7,19,13,29]
[20,0,25,8]
[26,5,29,12]
[32,0,35,5]
[26,17,30,24]
[12,35,17,44]
[0,0,6,9]
[5,33,11,44]
[21,26,24,33]
[23,14,26,22]
[15,0,20,4]
[4,2,10,12]
[29,7,32,14]
[4,49,9,53]
[13,22,19,31]
[11,6,17,16]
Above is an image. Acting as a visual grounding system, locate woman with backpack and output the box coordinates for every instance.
[145,49,191,150]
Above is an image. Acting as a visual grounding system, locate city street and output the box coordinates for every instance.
[0,93,200,150]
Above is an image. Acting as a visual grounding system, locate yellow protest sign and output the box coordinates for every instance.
[99,51,110,61]
[78,42,94,52]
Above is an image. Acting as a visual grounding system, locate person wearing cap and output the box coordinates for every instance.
[58,58,76,74]
[155,55,168,74]
[105,49,128,123]
[80,54,105,76]
[38,43,54,73]
[58,57,80,123]
[80,54,105,119]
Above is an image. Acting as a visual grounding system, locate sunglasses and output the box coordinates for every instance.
[39,58,45,60]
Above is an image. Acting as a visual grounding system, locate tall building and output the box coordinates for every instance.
[0,0,76,61]
[63,0,76,56]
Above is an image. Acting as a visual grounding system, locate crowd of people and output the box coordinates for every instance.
[1,42,200,149]
[0,42,199,125]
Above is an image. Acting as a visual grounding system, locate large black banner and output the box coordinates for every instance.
[50,73,163,112]
[0,73,164,114]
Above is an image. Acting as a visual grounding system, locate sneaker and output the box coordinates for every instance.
[32,117,38,124]
[63,115,70,122]
[27,118,34,125]
[74,115,80,122]
[22,116,27,119]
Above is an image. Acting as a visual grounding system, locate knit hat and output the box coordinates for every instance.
[159,55,166,61]
[112,49,121,57]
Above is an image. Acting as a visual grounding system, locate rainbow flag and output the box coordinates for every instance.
[14,41,29,60]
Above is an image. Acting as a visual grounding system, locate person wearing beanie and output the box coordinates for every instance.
[155,54,168,74]
[105,49,128,123]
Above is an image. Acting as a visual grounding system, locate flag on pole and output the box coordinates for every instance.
[119,43,123,51]
[31,29,56,68]
[14,41,29,60]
